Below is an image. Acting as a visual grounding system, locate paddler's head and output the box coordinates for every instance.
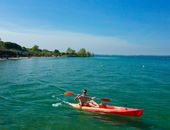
[82,89,87,95]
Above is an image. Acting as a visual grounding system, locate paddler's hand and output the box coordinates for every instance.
[91,97,96,100]
[74,94,80,100]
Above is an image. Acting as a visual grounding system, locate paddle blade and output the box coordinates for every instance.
[100,98,110,102]
[64,91,74,96]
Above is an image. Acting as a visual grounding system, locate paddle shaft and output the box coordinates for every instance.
[64,91,110,102]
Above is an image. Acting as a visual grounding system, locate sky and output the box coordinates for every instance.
[0,0,170,55]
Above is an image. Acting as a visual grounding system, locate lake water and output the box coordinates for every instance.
[0,56,170,130]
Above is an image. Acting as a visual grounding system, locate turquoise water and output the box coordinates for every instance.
[0,56,170,130]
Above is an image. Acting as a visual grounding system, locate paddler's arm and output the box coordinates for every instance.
[74,94,80,100]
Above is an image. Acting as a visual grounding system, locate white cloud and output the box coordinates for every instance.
[1,27,168,55]
[0,28,142,54]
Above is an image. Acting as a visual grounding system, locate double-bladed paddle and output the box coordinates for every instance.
[64,91,110,102]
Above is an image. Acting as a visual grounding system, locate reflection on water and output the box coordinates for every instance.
[94,113,156,130]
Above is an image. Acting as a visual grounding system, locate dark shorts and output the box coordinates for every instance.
[79,102,90,106]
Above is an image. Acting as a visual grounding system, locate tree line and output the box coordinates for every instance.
[0,39,93,58]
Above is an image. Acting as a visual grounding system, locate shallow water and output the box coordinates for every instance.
[0,56,170,130]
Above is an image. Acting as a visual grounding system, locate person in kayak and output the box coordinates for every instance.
[74,89,99,107]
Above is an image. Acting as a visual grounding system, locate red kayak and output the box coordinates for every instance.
[68,103,144,117]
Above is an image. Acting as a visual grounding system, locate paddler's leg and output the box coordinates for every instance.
[89,100,99,107]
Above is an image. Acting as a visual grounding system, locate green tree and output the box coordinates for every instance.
[66,48,76,56]
[54,49,60,54]
[77,48,86,56]
[31,45,39,52]
[53,49,60,56]
[4,42,22,50]
[0,41,5,50]
[22,46,27,51]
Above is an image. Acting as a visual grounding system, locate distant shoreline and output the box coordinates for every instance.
[0,55,92,60]
[0,40,93,58]
[1,55,170,61]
